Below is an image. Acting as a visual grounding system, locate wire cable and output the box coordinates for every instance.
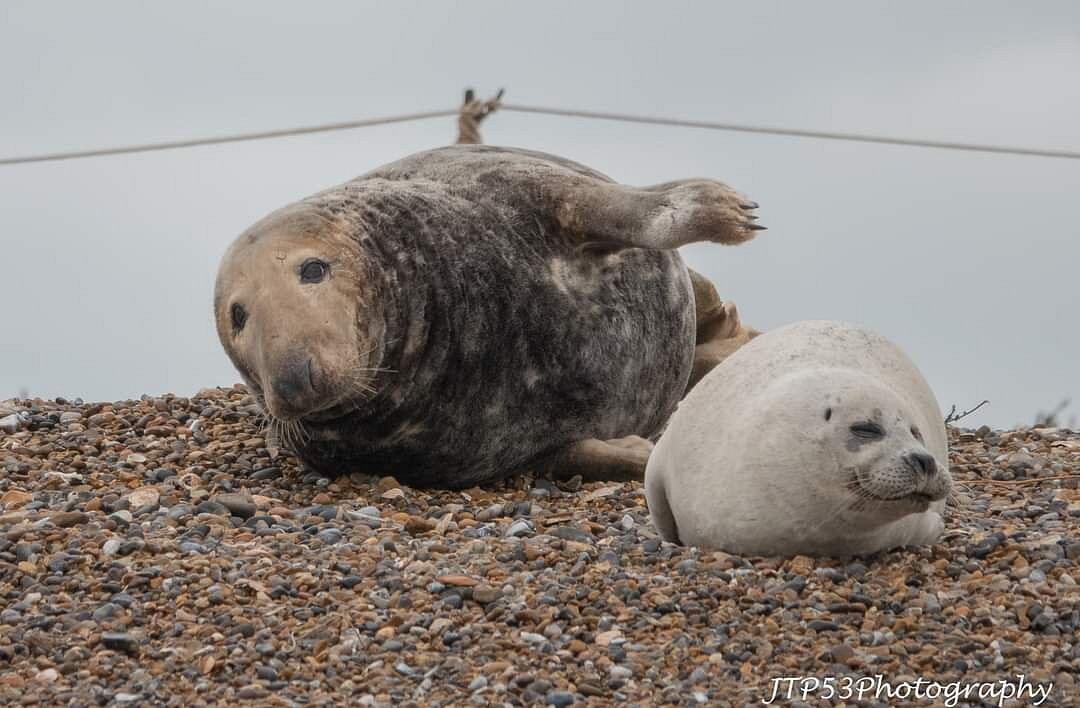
[2,103,1078,166]
[501,104,1080,161]
[0,109,458,166]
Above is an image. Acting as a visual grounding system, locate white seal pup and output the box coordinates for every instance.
[645,320,951,556]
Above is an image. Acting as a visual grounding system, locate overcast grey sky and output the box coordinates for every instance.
[1,1,1078,429]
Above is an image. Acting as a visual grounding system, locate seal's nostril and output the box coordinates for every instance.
[272,358,313,407]
[306,358,317,391]
[909,451,937,477]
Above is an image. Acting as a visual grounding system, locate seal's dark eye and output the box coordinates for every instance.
[231,304,247,333]
[825,407,832,421]
[850,422,884,439]
[300,259,329,284]
[911,426,923,441]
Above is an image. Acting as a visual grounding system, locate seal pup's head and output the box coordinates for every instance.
[214,203,384,428]
[810,370,951,525]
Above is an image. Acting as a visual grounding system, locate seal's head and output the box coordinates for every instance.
[804,369,951,522]
[214,204,382,423]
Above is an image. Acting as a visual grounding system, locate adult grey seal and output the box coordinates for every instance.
[214,145,764,488]
[645,320,952,556]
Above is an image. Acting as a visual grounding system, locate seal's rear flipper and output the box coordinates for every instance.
[533,436,653,483]
[685,268,762,395]
[456,88,503,145]
[563,178,764,252]
[373,146,762,251]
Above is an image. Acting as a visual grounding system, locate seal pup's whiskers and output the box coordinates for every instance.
[800,478,864,540]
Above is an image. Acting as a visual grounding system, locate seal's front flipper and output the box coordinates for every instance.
[534,436,654,483]
[644,459,682,545]
[563,178,763,252]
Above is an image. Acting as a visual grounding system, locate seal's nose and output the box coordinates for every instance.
[271,357,315,411]
[907,451,938,478]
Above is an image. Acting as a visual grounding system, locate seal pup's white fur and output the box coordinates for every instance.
[645,320,951,557]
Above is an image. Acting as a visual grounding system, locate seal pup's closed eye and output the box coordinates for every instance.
[645,320,951,557]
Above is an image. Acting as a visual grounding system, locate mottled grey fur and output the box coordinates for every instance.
[222,145,760,488]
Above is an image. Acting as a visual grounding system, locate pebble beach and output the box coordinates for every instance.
[0,388,1077,706]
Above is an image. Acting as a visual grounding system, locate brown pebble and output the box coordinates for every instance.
[437,575,479,587]
[405,516,435,534]
[237,684,266,700]
[828,644,855,662]
[51,511,90,528]
[471,585,499,604]
[376,476,401,493]
[1,490,32,508]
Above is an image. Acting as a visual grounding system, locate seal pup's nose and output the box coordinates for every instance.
[907,451,937,478]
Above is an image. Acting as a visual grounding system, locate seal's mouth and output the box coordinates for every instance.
[848,469,947,511]
[301,402,355,423]
[857,486,943,509]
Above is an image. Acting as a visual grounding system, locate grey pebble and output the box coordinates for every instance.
[251,466,281,481]
[505,519,534,537]
[546,691,575,707]
[167,505,193,521]
[93,603,121,622]
[317,528,343,545]
[675,559,698,575]
[478,503,506,521]
[179,541,207,554]
[194,500,230,516]
[212,493,256,519]
[550,526,593,544]
[101,631,140,655]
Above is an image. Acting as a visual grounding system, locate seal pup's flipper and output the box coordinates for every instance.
[644,458,682,544]
[533,435,654,483]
